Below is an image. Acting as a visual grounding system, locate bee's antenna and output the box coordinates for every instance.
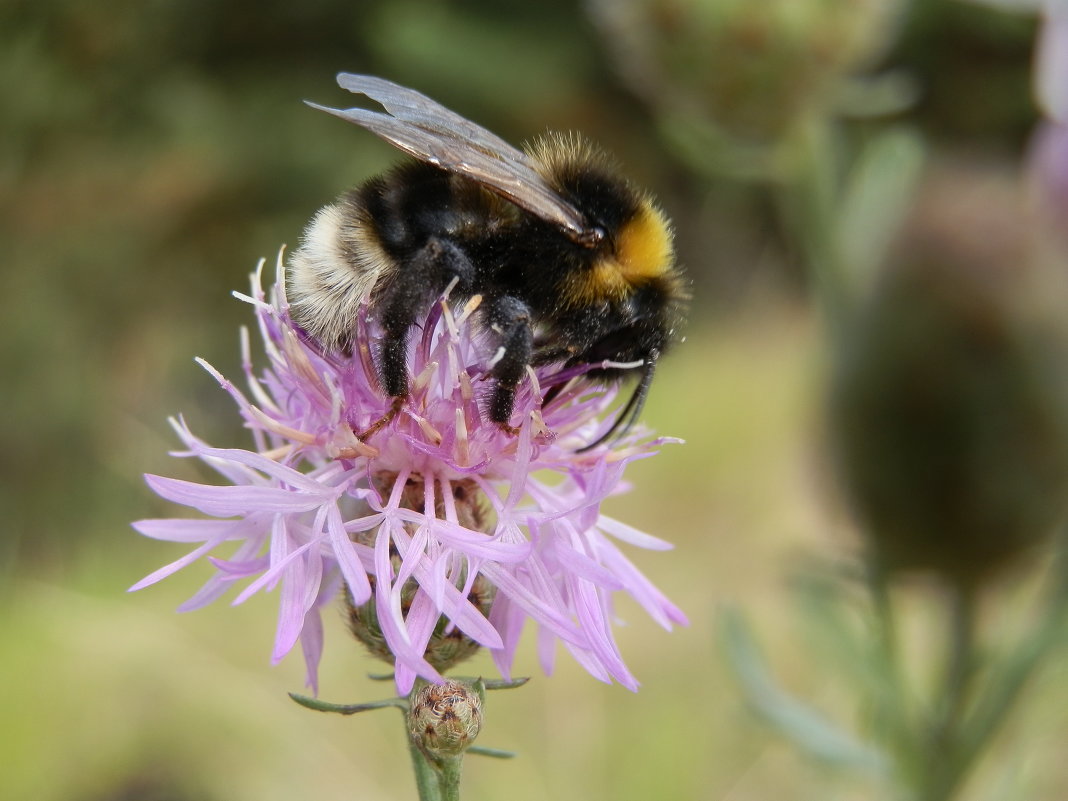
[576,357,657,453]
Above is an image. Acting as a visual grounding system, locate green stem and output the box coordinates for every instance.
[407,737,443,801]
[866,559,913,766]
[940,587,977,733]
[917,584,977,801]
[435,758,463,801]
[950,547,1068,787]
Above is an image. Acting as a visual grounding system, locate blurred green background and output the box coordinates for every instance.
[3,0,1064,799]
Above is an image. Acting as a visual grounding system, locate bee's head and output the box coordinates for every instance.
[526,134,688,449]
[527,133,678,309]
[566,298,677,452]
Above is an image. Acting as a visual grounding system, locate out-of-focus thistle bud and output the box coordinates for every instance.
[345,475,496,672]
[408,680,484,760]
[830,169,1068,586]
[589,0,905,142]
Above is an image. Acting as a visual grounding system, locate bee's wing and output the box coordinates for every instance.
[306,74,596,245]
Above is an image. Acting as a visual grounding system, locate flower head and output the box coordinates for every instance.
[133,252,686,694]
[408,680,484,759]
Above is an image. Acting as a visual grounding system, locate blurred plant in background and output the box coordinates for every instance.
[593,0,1068,798]
[590,0,922,315]
[589,0,910,171]
[588,0,1068,799]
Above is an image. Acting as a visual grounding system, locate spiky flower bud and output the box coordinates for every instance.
[591,0,903,141]
[408,681,483,760]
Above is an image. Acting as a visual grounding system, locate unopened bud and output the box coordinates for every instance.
[408,680,483,759]
[591,0,903,141]
[830,213,1068,586]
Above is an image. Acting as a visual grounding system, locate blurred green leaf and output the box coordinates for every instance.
[835,71,921,119]
[836,126,925,300]
[790,570,892,698]
[288,692,406,715]
[451,676,530,691]
[720,606,889,777]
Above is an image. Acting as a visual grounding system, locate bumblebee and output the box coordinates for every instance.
[288,74,686,446]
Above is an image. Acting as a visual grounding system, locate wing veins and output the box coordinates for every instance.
[306,74,592,242]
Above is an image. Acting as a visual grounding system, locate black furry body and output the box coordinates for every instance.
[288,75,686,443]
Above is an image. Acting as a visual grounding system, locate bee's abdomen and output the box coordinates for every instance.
[287,198,392,350]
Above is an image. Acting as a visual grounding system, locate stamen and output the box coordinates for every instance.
[441,275,460,302]
[324,371,345,422]
[409,411,443,445]
[445,337,460,396]
[282,328,327,393]
[334,442,380,459]
[258,443,294,461]
[248,405,318,444]
[332,425,379,459]
[525,365,543,405]
[459,370,474,402]
[412,360,439,394]
[455,407,470,466]
[274,246,289,310]
[241,327,281,413]
[457,294,483,326]
[231,289,271,312]
[441,294,459,339]
[530,408,552,440]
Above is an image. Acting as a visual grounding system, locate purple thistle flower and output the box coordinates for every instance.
[962,1,1068,228]
[1029,2,1068,236]
[132,252,687,694]
[1035,0,1068,122]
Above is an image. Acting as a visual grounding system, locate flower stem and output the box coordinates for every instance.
[435,759,463,801]
[866,559,916,769]
[405,682,443,801]
[948,545,1068,792]
[405,737,464,801]
[916,584,977,801]
[407,738,443,801]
